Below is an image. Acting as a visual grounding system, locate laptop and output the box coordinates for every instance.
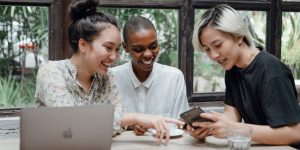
[20,104,115,150]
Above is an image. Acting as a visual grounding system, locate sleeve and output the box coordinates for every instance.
[106,70,126,135]
[260,76,300,127]
[35,62,75,107]
[171,71,190,119]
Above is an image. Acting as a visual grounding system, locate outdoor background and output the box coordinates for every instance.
[0,5,299,108]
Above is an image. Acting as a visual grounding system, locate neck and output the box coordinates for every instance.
[132,62,152,83]
[71,54,93,84]
[236,45,260,69]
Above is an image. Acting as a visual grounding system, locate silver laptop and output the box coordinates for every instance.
[20,104,115,150]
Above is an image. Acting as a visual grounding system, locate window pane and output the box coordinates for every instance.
[100,8,179,67]
[283,0,300,1]
[0,5,49,108]
[193,9,266,93]
[282,12,300,80]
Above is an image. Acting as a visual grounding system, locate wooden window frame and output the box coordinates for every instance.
[1,0,300,116]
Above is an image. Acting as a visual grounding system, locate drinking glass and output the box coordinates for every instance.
[227,126,252,150]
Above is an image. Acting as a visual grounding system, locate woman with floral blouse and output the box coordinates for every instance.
[35,0,183,144]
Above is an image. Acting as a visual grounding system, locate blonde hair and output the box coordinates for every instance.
[192,4,254,51]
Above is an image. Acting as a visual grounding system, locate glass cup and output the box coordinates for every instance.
[227,126,252,150]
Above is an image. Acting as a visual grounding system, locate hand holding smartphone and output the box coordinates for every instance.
[180,107,212,129]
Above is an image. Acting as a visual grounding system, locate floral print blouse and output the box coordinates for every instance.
[35,59,125,135]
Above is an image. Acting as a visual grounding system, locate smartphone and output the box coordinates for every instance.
[180,107,212,129]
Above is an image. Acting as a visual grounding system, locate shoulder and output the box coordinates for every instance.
[155,63,184,78]
[38,60,62,74]
[255,51,291,76]
[111,62,129,74]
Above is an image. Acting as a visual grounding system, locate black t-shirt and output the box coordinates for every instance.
[224,50,300,148]
[225,50,300,126]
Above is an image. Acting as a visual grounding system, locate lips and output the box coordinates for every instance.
[101,61,111,70]
[139,58,154,69]
[218,58,227,65]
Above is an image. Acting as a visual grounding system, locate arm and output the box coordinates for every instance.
[106,71,126,134]
[199,112,300,145]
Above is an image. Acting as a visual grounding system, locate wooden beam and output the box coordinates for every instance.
[98,0,183,8]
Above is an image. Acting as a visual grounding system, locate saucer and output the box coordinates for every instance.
[147,128,184,138]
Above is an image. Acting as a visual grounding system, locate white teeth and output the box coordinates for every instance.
[101,62,110,67]
[219,59,225,64]
[142,60,152,65]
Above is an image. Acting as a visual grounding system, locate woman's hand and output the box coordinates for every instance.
[193,112,233,139]
[135,114,184,144]
[131,124,147,136]
[187,124,209,140]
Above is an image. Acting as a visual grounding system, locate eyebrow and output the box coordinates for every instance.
[104,41,121,47]
[211,39,221,45]
[131,40,158,47]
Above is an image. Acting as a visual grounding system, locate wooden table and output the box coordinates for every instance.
[0,131,296,150]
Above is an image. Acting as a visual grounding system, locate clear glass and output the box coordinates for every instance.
[100,8,179,67]
[227,126,252,150]
[193,9,266,93]
[281,12,300,80]
[0,6,49,108]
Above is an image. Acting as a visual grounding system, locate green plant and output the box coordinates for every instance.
[0,74,25,107]
[282,12,300,79]
[0,73,36,108]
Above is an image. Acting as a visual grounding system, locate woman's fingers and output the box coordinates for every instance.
[163,117,185,126]
[161,120,170,144]
[200,113,219,122]
[133,125,147,135]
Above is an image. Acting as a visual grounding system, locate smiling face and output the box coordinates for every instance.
[83,25,121,75]
[124,28,159,74]
[199,27,243,70]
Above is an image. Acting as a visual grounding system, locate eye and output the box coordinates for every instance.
[132,46,145,52]
[214,43,222,48]
[104,46,113,52]
[149,44,158,50]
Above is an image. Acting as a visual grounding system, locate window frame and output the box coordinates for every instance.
[1,0,300,115]
[0,0,62,116]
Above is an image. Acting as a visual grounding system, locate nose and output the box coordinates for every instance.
[109,51,118,62]
[210,49,220,59]
[143,49,153,58]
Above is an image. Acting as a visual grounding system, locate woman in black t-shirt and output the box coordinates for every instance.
[190,4,300,147]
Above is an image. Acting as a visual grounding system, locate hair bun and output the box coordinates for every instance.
[68,0,99,21]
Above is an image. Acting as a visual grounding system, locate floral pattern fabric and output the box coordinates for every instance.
[35,59,125,135]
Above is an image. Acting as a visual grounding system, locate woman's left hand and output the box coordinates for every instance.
[192,112,232,139]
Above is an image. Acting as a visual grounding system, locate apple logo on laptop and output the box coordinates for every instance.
[62,128,73,139]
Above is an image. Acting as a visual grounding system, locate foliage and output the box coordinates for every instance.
[0,5,46,108]
[282,12,300,79]
[0,73,36,108]
[100,8,178,67]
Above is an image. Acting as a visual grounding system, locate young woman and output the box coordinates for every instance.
[112,16,189,135]
[35,0,183,144]
[190,4,300,148]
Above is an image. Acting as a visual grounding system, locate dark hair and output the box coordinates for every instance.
[123,16,156,45]
[67,0,119,53]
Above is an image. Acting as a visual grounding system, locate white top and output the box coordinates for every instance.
[112,61,189,119]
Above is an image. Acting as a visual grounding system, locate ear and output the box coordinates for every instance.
[122,41,129,53]
[78,38,88,53]
[237,36,243,46]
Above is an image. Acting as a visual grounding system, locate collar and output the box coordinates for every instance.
[128,61,157,89]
